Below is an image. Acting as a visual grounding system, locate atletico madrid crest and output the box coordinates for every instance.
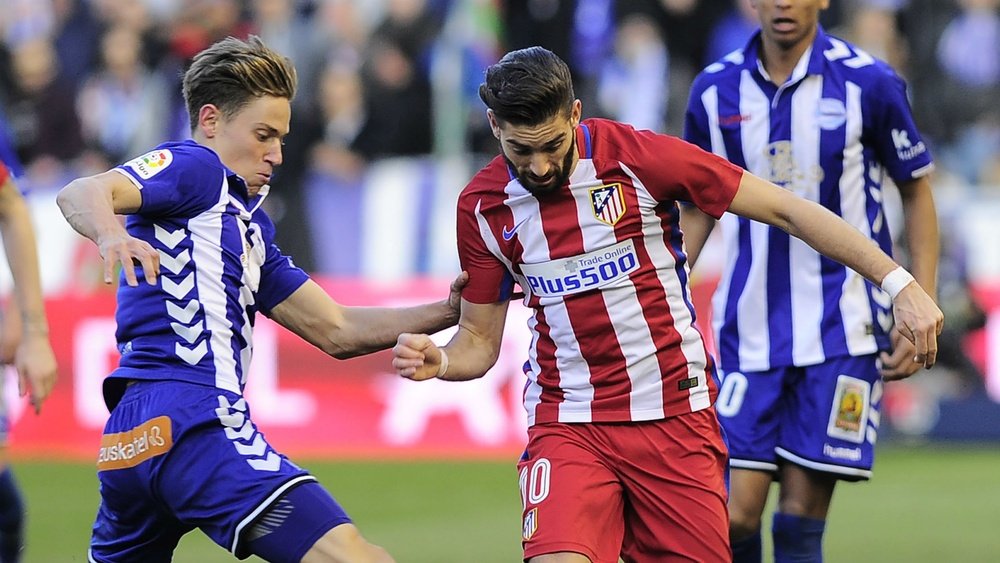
[590,183,626,226]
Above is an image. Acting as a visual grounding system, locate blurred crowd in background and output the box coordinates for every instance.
[0,1,996,377]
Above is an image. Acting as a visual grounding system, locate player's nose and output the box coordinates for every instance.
[529,154,551,177]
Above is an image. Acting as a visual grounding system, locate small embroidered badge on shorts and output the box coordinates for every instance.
[523,508,538,541]
[826,375,870,443]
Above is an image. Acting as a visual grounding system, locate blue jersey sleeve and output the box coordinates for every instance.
[684,73,714,151]
[0,123,24,180]
[117,144,226,218]
[253,211,309,314]
[864,68,934,182]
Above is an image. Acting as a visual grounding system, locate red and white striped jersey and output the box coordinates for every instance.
[458,118,744,426]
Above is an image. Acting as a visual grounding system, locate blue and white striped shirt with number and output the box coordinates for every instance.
[684,28,933,372]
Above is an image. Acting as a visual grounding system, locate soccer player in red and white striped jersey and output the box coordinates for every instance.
[392,47,942,563]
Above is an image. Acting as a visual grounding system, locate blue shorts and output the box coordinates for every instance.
[715,354,882,481]
[89,380,348,561]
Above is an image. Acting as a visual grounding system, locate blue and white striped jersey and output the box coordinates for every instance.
[684,28,933,371]
[105,140,308,408]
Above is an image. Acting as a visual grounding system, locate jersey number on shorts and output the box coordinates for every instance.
[519,458,551,508]
[715,372,748,418]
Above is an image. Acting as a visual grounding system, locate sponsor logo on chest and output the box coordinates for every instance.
[520,239,640,298]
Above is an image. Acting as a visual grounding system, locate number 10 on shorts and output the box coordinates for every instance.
[519,458,551,540]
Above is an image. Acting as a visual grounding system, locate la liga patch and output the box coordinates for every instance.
[125,149,173,180]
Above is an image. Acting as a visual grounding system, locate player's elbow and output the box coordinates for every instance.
[315,332,370,360]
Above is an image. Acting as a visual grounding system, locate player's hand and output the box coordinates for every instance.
[879,327,922,381]
[891,283,944,370]
[15,333,58,414]
[392,333,443,381]
[98,232,160,286]
[446,271,469,320]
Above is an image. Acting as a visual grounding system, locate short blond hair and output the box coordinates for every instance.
[182,35,297,132]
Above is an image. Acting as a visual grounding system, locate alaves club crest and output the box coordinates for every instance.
[590,183,625,226]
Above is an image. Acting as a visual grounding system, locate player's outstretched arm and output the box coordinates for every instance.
[56,170,160,286]
[392,298,509,382]
[880,175,940,380]
[0,174,57,413]
[269,272,468,360]
[727,171,944,369]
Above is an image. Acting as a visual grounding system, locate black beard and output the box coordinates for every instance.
[505,136,576,197]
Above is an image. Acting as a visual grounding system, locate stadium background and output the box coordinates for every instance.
[1,0,999,561]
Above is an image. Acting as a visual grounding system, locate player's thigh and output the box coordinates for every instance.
[715,366,794,470]
[91,383,193,561]
[519,423,625,563]
[149,382,319,556]
[778,354,882,481]
[243,481,357,563]
[618,411,729,563]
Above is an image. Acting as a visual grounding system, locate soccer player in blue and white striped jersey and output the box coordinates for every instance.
[682,1,940,561]
[58,36,465,563]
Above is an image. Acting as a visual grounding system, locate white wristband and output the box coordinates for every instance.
[881,266,915,300]
[436,348,449,378]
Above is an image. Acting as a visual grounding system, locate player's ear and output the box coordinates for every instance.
[486,109,501,140]
[198,104,222,138]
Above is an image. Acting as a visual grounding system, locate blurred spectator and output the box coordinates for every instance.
[370,0,444,74]
[570,0,615,115]
[168,0,251,61]
[302,61,369,275]
[251,0,329,115]
[501,0,576,75]
[76,25,170,166]
[49,0,101,88]
[356,38,434,158]
[835,1,908,73]
[3,37,84,180]
[931,0,1000,186]
[314,0,371,52]
[618,0,730,134]
[427,0,502,155]
[597,12,669,132]
[704,0,757,65]
[90,0,173,70]
[0,0,55,48]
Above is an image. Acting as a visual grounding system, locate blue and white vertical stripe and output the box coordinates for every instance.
[685,29,933,371]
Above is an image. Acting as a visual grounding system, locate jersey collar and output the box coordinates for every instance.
[746,25,830,85]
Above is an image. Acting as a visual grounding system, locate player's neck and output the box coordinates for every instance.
[759,34,814,86]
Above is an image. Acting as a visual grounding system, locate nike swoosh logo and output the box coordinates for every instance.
[502,218,528,241]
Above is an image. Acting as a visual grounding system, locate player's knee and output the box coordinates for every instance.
[302,523,394,563]
[728,507,762,541]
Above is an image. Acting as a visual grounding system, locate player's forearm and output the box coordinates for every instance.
[338,301,459,358]
[731,172,900,287]
[899,178,940,298]
[273,281,460,360]
[56,177,128,245]
[783,198,900,287]
[0,190,48,333]
[437,324,501,382]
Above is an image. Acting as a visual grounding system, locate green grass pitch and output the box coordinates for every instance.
[15,446,1000,562]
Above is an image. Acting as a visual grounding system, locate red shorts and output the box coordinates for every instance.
[517,408,729,563]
